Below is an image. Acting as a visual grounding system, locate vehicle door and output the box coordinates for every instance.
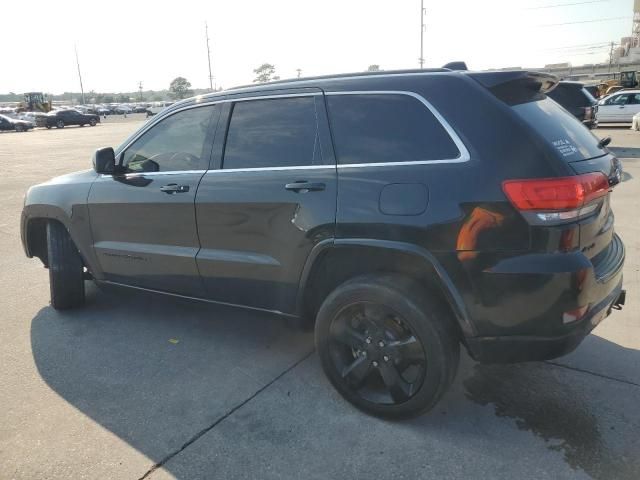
[598,93,632,122]
[195,91,337,314]
[87,103,220,295]
[625,93,640,121]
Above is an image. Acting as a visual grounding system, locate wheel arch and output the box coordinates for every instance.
[297,239,475,338]
[22,206,99,276]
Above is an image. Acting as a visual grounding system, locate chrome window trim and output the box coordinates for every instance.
[325,90,470,168]
[113,89,470,175]
[205,165,334,174]
[100,169,207,178]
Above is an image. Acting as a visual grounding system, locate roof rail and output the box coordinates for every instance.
[229,68,451,90]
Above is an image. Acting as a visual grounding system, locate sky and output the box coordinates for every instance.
[0,0,635,94]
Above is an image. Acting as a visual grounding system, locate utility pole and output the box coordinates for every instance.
[205,22,214,91]
[419,0,426,69]
[608,41,614,73]
[74,45,85,104]
[296,68,302,78]
[138,81,143,101]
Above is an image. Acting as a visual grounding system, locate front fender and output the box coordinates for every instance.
[22,170,101,278]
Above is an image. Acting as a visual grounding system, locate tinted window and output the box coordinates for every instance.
[512,98,603,162]
[223,97,319,169]
[326,94,460,165]
[547,84,592,108]
[122,105,216,173]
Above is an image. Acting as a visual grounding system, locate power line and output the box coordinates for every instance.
[525,0,608,9]
[544,41,611,50]
[539,16,631,27]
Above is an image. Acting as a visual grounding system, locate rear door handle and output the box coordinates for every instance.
[284,181,326,192]
[160,183,190,194]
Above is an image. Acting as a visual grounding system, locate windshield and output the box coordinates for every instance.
[513,97,604,162]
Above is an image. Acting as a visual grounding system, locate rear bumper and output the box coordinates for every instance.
[461,233,625,363]
[466,281,625,363]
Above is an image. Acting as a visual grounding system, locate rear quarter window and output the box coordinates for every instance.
[512,97,604,162]
[326,93,461,165]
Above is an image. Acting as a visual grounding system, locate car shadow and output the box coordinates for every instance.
[30,283,314,477]
[31,285,640,479]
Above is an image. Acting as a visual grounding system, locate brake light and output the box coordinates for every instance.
[503,173,608,211]
[502,173,609,224]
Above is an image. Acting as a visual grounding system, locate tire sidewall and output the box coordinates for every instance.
[315,277,454,418]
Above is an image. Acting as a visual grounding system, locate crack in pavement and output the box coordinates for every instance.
[137,349,315,480]
[544,360,640,388]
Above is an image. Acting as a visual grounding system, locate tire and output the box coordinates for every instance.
[79,123,85,127]
[56,120,64,129]
[46,125,52,129]
[315,274,459,419]
[89,118,97,126]
[15,124,24,132]
[46,221,85,310]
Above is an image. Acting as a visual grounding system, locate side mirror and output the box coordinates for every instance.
[93,147,116,174]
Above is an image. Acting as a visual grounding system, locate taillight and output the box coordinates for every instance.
[502,172,609,224]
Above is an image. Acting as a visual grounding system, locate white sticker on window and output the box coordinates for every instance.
[552,139,579,157]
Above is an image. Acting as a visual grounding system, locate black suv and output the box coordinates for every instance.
[21,69,626,418]
[547,80,598,128]
[45,109,100,129]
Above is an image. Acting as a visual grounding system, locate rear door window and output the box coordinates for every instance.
[223,96,320,169]
[326,93,460,165]
[513,97,603,161]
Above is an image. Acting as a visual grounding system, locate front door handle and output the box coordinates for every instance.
[284,181,325,193]
[160,183,190,194]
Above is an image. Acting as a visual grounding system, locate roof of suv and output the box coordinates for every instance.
[174,68,558,110]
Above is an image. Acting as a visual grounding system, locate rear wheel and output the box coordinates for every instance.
[46,125,52,129]
[89,118,97,126]
[46,221,85,310]
[15,124,24,132]
[315,275,459,419]
[56,120,64,128]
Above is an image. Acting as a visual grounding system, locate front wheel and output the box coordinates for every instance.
[315,275,459,419]
[56,120,64,129]
[46,125,52,129]
[46,221,85,310]
[89,118,97,126]
[15,124,24,132]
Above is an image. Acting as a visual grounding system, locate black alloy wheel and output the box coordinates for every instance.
[328,301,427,405]
[315,275,459,419]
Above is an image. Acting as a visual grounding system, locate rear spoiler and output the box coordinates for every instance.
[468,71,559,106]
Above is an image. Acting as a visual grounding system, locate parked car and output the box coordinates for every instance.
[113,104,133,114]
[0,114,33,132]
[596,90,640,123]
[96,106,111,116]
[21,68,626,418]
[146,101,173,117]
[18,111,47,128]
[45,109,100,128]
[133,105,148,113]
[547,81,597,128]
[632,111,640,131]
